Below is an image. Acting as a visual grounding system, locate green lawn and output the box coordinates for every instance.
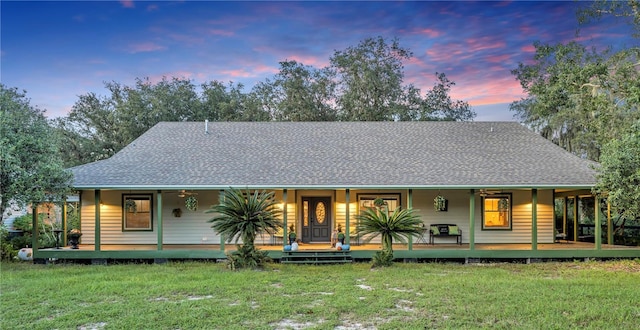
[1,260,639,329]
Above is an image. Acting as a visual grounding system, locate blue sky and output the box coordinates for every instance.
[1,1,633,121]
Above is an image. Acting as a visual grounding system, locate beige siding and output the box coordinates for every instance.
[536,189,554,243]
[162,191,220,244]
[411,189,554,244]
[80,190,222,245]
[79,191,96,244]
[79,188,555,245]
[412,189,470,242]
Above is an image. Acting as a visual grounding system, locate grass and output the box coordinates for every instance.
[1,260,639,329]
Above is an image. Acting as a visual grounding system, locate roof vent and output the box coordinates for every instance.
[205,119,209,134]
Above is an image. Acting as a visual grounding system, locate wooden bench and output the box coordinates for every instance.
[429,224,462,245]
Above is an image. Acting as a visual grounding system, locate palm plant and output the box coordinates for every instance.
[356,206,423,263]
[206,188,282,268]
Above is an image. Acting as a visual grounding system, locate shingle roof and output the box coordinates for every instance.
[69,121,598,189]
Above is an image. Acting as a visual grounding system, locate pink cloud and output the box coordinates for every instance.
[219,69,253,78]
[120,1,134,9]
[520,44,536,53]
[450,76,525,106]
[486,54,511,63]
[465,37,506,52]
[126,42,166,54]
[519,25,535,36]
[220,64,278,79]
[415,28,442,38]
[425,44,473,63]
[282,54,329,68]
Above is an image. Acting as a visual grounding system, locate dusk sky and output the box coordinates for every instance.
[1,1,634,121]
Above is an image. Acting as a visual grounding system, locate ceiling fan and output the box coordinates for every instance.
[169,190,198,198]
[477,189,500,197]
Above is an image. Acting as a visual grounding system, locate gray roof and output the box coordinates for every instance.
[70,121,598,189]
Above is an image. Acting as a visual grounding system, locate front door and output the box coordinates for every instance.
[301,197,331,243]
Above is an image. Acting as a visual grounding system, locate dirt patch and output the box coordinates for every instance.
[394,299,414,312]
[356,284,373,290]
[78,322,107,330]
[271,316,325,330]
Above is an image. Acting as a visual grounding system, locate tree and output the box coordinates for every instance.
[57,77,273,166]
[355,204,422,267]
[510,42,639,161]
[594,119,640,223]
[577,0,640,38]
[406,72,475,121]
[253,61,337,121]
[205,189,282,269]
[0,85,72,223]
[512,0,640,161]
[330,36,473,122]
[331,37,412,121]
[53,92,122,166]
[202,81,270,122]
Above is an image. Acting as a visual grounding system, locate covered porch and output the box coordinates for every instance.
[28,187,640,262]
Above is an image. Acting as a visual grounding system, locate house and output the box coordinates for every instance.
[32,121,640,262]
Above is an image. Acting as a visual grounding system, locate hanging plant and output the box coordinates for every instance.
[434,195,448,212]
[373,197,385,207]
[185,196,198,211]
[125,199,137,213]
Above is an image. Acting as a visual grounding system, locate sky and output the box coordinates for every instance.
[1,1,634,121]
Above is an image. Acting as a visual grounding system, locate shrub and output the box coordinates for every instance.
[9,213,57,249]
[1,228,17,261]
[371,250,394,268]
[226,244,271,270]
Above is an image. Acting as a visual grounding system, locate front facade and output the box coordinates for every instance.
[33,122,640,261]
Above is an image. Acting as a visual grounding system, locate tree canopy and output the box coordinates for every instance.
[0,85,72,223]
[510,1,640,161]
[594,119,640,222]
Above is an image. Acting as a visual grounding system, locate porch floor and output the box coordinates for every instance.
[41,241,639,252]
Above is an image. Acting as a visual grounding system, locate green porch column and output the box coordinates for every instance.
[219,190,225,251]
[32,206,38,251]
[345,189,350,245]
[408,189,413,250]
[531,189,538,251]
[573,196,578,242]
[157,191,163,251]
[283,189,288,247]
[95,189,101,251]
[595,195,602,250]
[62,198,67,247]
[607,200,613,245]
[562,196,567,237]
[469,189,475,251]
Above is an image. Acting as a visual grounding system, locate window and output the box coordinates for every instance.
[482,194,511,230]
[123,194,153,231]
[357,194,401,213]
